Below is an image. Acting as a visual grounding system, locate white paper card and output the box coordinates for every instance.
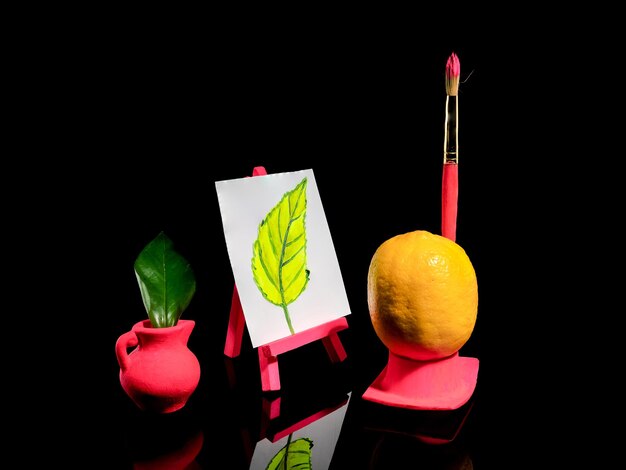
[215,169,351,347]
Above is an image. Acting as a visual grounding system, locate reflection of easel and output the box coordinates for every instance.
[232,384,351,464]
[223,166,349,392]
[259,393,350,443]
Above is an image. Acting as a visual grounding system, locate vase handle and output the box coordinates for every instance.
[116,330,138,372]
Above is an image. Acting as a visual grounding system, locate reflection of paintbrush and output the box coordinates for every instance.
[442,52,460,241]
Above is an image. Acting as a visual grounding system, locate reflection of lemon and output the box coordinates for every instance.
[367,230,478,361]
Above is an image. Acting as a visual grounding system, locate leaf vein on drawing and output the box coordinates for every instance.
[268,221,280,259]
[286,232,303,247]
[282,246,304,267]
[252,177,309,333]
[277,219,294,307]
[256,242,279,291]
[265,435,313,470]
[277,206,284,244]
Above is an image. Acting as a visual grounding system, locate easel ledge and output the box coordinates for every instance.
[223,166,349,392]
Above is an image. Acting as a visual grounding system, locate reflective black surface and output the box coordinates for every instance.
[55,28,609,467]
[107,334,485,469]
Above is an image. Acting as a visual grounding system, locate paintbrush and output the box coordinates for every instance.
[442,52,460,241]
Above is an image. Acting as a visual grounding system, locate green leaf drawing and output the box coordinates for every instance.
[266,435,313,470]
[134,231,196,328]
[252,177,309,335]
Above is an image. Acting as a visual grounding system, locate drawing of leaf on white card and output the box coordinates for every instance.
[266,435,313,470]
[251,177,309,335]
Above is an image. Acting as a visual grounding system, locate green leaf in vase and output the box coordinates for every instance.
[266,435,313,470]
[252,177,309,334]
[134,231,196,328]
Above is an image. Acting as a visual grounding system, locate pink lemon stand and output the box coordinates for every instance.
[362,164,478,411]
[362,351,478,410]
[223,166,349,392]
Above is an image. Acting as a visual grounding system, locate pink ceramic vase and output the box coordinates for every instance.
[116,319,201,413]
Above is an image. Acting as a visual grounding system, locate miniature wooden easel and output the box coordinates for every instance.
[223,166,349,392]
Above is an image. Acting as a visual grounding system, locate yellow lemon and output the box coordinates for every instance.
[367,230,478,361]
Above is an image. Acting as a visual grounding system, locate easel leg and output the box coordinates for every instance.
[322,332,347,363]
[239,427,254,465]
[225,285,245,358]
[263,396,282,420]
[259,395,281,440]
[258,346,281,392]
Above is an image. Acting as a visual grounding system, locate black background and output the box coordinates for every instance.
[32,14,619,468]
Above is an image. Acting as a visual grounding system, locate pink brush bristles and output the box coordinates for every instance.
[445,52,460,96]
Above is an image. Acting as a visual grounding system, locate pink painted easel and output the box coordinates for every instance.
[223,166,349,392]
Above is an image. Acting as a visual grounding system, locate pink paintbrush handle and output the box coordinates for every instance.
[442,163,458,241]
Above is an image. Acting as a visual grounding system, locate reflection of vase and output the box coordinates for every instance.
[116,319,200,413]
[133,430,204,470]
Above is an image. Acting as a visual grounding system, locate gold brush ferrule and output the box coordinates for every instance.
[443,95,458,164]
